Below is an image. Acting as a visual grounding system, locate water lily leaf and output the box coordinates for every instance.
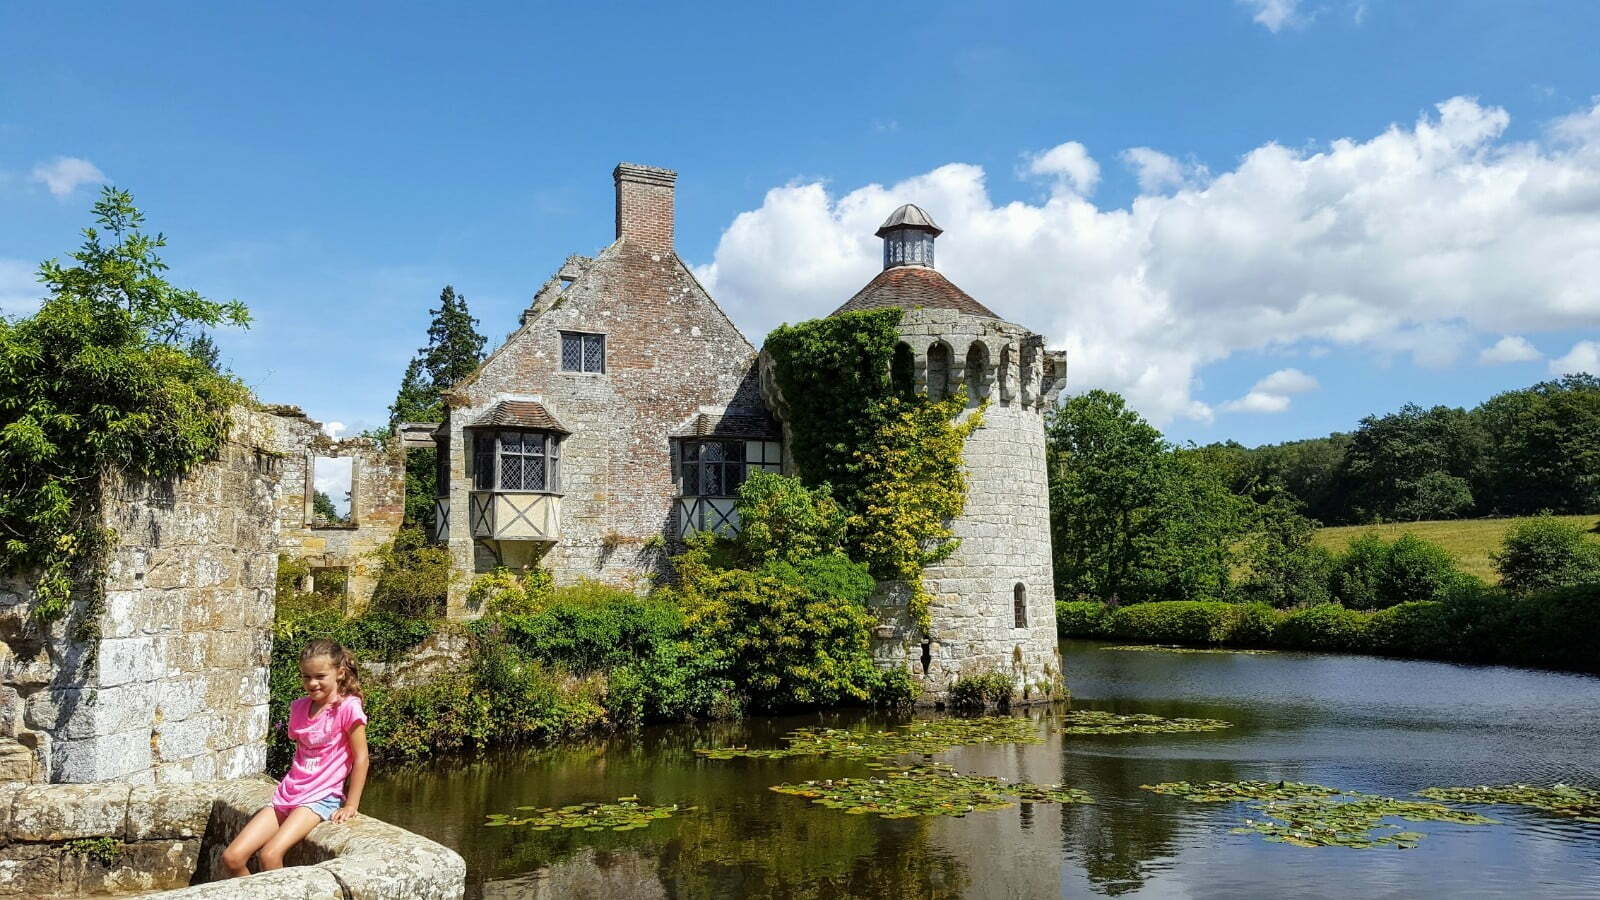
[1058,711,1233,736]
[1416,785,1600,823]
[484,799,691,832]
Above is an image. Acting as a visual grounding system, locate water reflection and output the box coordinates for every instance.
[364,642,1600,899]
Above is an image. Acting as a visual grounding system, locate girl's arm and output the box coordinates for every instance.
[331,723,368,825]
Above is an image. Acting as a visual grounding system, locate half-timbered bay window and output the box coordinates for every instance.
[473,430,561,492]
[466,401,569,542]
[673,436,782,535]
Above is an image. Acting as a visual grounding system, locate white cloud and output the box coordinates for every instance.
[1027,141,1100,195]
[1550,340,1600,376]
[0,259,44,316]
[1238,0,1301,32]
[697,97,1600,425]
[312,456,353,516]
[321,421,347,439]
[1120,147,1189,193]
[30,157,105,198]
[1479,335,1542,364]
[1223,368,1318,413]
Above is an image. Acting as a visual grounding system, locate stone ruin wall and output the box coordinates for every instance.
[861,308,1068,705]
[268,409,406,612]
[0,408,282,785]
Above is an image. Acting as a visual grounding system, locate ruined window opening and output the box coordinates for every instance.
[560,331,606,373]
[1014,583,1028,628]
[965,341,990,404]
[311,456,354,527]
[920,640,933,675]
[926,342,951,400]
[998,345,1014,405]
[472,430,562,493]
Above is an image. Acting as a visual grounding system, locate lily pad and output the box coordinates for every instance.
[1416,784,1600,823]
[1143,780,1496,850]
[1056,710,1233,735]
[697,716,1042,762]
[485,797,694,832]
[770,764,1093,820]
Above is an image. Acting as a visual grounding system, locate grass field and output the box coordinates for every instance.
[1312,514,1600,582]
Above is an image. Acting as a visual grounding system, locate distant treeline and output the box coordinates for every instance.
[1201,374,1600,525]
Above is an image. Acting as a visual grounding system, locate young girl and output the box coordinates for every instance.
[221,639,370,877]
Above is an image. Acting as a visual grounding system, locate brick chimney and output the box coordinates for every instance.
[613,163,676,252]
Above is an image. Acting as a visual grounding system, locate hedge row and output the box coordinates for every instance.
[1056,585,1600,673]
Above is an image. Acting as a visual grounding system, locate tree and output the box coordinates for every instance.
[1493,515,1600,595]
[1474,375,1600,516]
[0,186,249,619]
[1047,391,1173,603]
[1337,403,1483,522]
[312,490,342,524]
[386,286,487,530]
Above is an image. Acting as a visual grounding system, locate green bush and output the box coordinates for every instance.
[1366,601,1454,656]
[1055,601,1113,638]
[484,580,681,675]
[1230,603,1284,646]
[368,527,452,618]
[1493,516,1600,596]
[734,471,847,565]
[947,671,1014,711]
[1276,604,1370,651]
[1107,601,1238,644]
[1331,533,1465,610]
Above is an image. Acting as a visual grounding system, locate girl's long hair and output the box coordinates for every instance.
[301,638,363,700]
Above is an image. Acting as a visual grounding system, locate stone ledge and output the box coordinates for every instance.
[0,777,464,898]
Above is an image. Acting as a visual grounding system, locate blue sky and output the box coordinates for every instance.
[3,1,1598,446]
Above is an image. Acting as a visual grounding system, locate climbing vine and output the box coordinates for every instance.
[0,187,249,622]
[764,309,982,629]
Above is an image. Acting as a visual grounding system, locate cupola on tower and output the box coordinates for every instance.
[825,204,1069,705]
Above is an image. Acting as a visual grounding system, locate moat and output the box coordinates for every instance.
[364,641,1600,899]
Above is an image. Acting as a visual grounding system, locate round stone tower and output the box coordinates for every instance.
[836,205,1067,705]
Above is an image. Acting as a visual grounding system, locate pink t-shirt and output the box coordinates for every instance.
[272,695,367,809]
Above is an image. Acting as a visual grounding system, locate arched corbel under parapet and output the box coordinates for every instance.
[1019,338,1041,409]
[964,340,991,406]
[997,343,1015,406]
[925,341,953,402]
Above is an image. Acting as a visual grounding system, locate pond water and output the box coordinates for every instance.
[363,641,1600,898]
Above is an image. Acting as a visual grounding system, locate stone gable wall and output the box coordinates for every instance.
[0,407,282,784]
[442,239,765,615]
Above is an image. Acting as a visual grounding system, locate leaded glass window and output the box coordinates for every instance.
[472,430,562,492]
[677,440,781,497]
[560,332,605,373]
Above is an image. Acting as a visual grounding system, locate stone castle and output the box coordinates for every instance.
[424,164,1067,702]
[0,162,1067,794]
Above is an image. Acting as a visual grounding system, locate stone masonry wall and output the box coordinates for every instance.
[0,407,281,784]
[442,166,765,616]
[269,409,405,611]
[860,308,1067,704]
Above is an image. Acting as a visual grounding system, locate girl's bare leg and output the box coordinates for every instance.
[220,807,281,877]
[255,806,324,870]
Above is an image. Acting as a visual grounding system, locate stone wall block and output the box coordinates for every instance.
[64,837,201,895]
[51,729,151,784]
[164,865,346,899]
[0,844,61,897]
[97,637,161,687]
[157,716,216,762]
[10,783,131,841]
[126,783,216,840]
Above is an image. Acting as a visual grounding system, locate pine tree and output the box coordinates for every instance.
[386,285,487,529]
[421,285,486,390]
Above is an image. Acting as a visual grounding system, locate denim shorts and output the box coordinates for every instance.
[275,794,343,821]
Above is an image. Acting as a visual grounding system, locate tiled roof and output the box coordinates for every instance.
[829,265,999,319]
[470,401,570,434]
[670,411,782,440]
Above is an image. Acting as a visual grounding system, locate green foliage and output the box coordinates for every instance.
[63,836,123,866]
[1329,532,1465,610]
[1475,375,1600,515]
[0,187,249,622]
[762,310,978,630]
[1276,604,1370,651]
[1055,601,1113,638]
[482,580,682,675]
[762,308,903,505]
[1106,601,1240,644]
[733,470,847,565]
[946,671,1014,711]
[1492,515,1600,595]
[368,527,451,617]
[667,533,882,712]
